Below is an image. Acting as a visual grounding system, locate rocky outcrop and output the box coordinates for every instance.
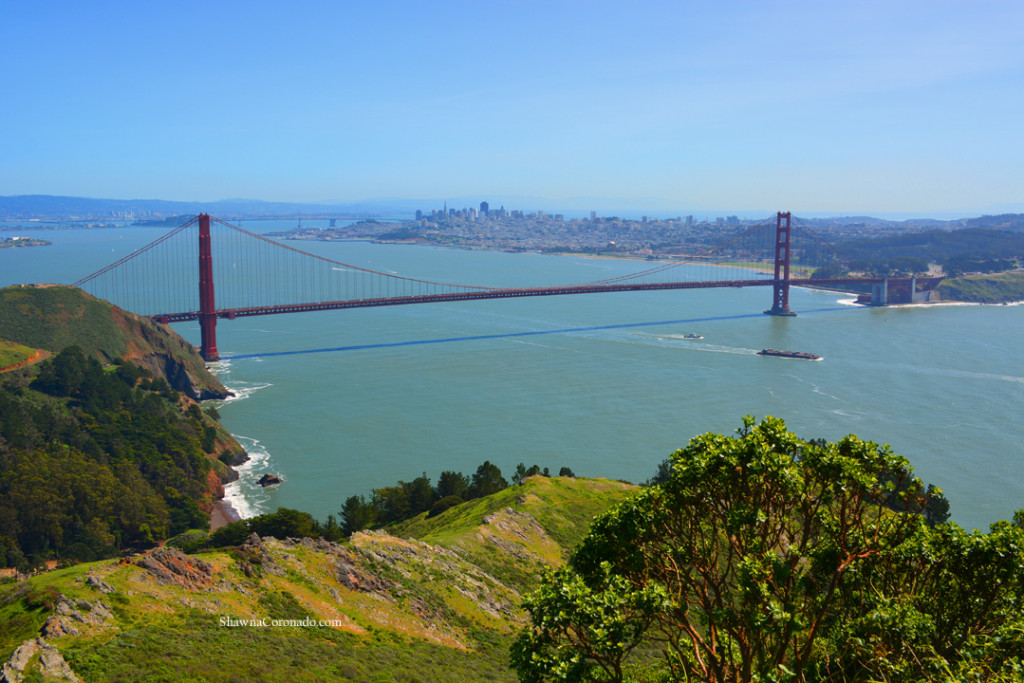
[334,551,395,597]
[126,313,231,400]
[1,639,80,683]
[41,597,110,638]
[134,546,214,590]
[258,474,282,487]
[86,575,115,594]
[481,507,551,561]
[218,466,239,484]
[1,591,112,682]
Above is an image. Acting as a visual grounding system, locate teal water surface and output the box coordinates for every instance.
[2,223,1021,530]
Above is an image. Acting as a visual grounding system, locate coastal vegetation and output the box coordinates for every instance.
[0,346,228,569]
[336,461,577,536]
[511,417,1024,682]
[822,228,1024,277]
[0,476,639,682]
[2,419,1021,681]
[0,285,242,570]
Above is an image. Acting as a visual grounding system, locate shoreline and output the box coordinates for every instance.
[210,498,242,530]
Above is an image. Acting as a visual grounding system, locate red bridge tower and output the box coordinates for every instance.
[198,214,219,361]
[765,211,796,316]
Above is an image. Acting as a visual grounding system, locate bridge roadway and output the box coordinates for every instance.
[152,276,915,324]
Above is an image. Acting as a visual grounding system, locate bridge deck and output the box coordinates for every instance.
[153,276,937,323]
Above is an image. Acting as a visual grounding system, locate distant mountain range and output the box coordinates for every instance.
[2,194,1023,229]
[0,194,419,221]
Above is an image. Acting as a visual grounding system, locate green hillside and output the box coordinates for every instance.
[390,476,637,591]
[0,477,636,682]
[935,271,1024,303]
[0,284,228,399]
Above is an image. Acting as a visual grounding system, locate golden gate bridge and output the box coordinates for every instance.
[72,212,940,361]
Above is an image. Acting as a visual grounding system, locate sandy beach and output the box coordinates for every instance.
[210,499,242,530]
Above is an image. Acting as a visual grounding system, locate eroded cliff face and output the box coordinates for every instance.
[122,314,231,400]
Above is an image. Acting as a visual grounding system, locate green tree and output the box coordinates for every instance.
[819,515,1024,682]
[404,473,435,514]
[436,470,470,499]
[470,460,508,498]
[512,417,1023,682]
[339,495,376,536]
[371,484,411,523]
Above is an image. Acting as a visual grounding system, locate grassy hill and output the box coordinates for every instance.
[0,284,228,399]
[0,477,637,682]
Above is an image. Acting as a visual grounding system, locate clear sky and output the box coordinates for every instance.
[2,0,1022,215]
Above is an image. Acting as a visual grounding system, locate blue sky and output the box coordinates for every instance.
[3,0,1022,215]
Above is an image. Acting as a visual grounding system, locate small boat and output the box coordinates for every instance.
[683,333,703,339]
[757,348,821,361]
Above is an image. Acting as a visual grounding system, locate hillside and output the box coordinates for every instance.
[935,272,1024,304]
[0,284,228,400]
[0,477,637,682]
[0,345,248,571]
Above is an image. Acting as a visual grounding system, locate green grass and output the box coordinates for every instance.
[389,476,637,590]
[0,582,57,656]
[63,614,517,683]
[394,476,635,552]
[0,285,131,359]
[0,477,638,682]
[0,339,37,368]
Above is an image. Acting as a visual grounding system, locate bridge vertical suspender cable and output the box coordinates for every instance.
[75,210,942,363]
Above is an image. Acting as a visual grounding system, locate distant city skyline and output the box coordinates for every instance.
[2,1,1022,216]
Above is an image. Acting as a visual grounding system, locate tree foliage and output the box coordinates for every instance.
[833,227,1024,276]
[512,417,1024,682]
[0,347,220,568]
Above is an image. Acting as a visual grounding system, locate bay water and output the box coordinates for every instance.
[2,221,1021,531]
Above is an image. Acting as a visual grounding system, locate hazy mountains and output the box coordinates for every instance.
[2,194,1023,228]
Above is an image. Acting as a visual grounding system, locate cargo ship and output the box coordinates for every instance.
[757,348,822,361]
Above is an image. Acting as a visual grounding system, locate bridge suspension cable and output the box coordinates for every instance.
[69,211,911,362]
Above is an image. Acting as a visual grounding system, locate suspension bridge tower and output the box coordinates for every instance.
[198,214,219,361]
[765,211,796,316]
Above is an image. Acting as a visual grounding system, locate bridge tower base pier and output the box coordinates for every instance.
[870,278,888,307]
[198,214,220,362]
[764,211,797,317]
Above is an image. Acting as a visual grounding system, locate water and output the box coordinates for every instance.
[2,222,1022,530]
